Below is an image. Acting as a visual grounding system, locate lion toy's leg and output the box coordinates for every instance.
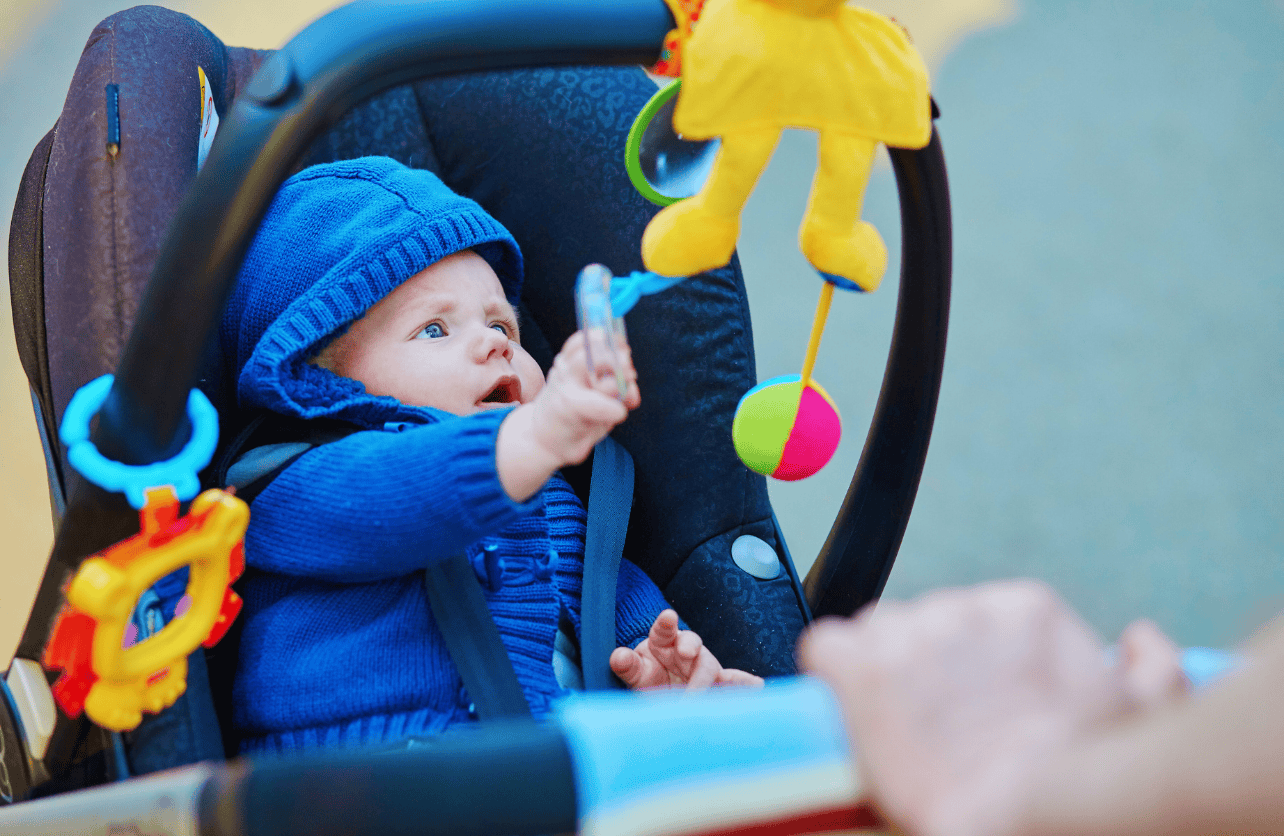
[799,131,886,292]
[642,127,779,277]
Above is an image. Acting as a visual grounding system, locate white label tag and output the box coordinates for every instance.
[197,66,220,170]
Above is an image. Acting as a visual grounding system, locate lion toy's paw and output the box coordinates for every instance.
[642,199,740,277]
[800,220,888,292]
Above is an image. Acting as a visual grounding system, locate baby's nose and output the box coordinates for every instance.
[475,326,513,360]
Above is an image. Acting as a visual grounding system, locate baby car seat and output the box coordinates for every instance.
[3,0,950,820]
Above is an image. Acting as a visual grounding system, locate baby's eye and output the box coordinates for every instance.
[490,322,511,338]
[416,322,446,339]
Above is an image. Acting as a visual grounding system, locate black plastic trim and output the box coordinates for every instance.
[804,127,953,618]
[224,722,576,836]
[7,126,62,515]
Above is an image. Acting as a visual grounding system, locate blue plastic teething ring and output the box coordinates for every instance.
[59,374,219,509]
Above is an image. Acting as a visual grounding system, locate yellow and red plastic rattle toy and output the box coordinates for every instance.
[43,374,248,732]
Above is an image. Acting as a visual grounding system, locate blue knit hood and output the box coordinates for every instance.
[221,157,524,426]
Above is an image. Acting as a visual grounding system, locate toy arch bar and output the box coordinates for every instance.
[26,0,949,680]
[0,722,580,836]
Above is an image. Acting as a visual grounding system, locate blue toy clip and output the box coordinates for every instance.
[608,270,688,317]
[59,374,220,509]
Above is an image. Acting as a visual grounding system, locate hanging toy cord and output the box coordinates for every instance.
[800,281,835,390]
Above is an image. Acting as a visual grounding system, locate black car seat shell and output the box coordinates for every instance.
[6,0,950,803]
[8,2,812,778]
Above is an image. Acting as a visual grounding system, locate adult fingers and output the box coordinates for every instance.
[796,582,1122,836]
[797,615,866,681]
[1118,618,1188,710]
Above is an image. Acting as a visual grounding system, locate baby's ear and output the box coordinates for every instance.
[309,341,338,372]
[308,323,355,371]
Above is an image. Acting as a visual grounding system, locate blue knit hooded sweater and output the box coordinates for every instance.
[220,158,670,753]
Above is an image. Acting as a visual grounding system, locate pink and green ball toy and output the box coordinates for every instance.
[731,279,850,481]
[732,375,842,481]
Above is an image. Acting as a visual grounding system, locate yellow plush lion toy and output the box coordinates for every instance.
[643,0,933,292]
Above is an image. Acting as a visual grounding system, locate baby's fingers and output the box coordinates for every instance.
[613,346,642,410]
[670,630,717,688]
[715,668,765,688]
[675,629,703,664]
[565,329,640,408]
[585,353,640,409]
[611,646,661,689]
[681,645,722,690]
[568,386,629,427]
[645,609,682,652]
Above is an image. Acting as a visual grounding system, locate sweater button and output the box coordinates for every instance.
[471,544,505,591]
[535,547,556,581]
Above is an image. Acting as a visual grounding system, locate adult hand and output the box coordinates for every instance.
[610,609,764,690]
[798,581,1170,836]
[1117,617,1189,710]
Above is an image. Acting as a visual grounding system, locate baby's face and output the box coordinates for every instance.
[316,251,544,415]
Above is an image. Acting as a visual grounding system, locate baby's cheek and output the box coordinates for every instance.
[514,348,546,402]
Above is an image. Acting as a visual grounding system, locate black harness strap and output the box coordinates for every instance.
[422,555,531,719]
[213,413,360,502]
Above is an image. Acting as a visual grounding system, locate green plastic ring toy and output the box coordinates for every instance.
[625,78,721,207]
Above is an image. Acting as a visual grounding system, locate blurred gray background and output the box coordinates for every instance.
[2,0,1280,664]
[743,0,1284,648]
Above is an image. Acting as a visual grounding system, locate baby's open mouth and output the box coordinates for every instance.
[480,376,520,405]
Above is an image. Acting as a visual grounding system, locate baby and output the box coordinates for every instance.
[220,157,758,753]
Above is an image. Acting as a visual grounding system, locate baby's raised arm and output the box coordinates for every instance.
[496,331,640,501]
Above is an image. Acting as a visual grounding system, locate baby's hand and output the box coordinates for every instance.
[530,330,641,466]
[609,609,765,690]
[496,331,640,501]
